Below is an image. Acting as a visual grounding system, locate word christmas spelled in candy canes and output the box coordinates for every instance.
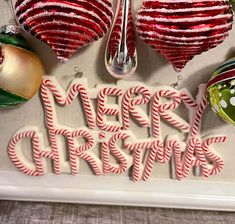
[8,77,227,181]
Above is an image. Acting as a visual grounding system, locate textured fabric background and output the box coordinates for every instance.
[0,201,235,224]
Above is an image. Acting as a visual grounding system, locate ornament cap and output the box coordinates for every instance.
[0,25,21,36]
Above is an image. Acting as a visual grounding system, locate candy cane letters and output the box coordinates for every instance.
[8,77,227,181]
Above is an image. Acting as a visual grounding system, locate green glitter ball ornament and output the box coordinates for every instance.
[207,58,235,125]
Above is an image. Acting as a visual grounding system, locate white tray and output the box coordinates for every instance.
[1,171,235,211]
[1,0,235,211]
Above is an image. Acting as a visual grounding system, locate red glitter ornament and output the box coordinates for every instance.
[15,0,114,63]
[136,0,233,72]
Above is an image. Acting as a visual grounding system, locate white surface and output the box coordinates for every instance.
[1,0,235,210]
[1,170,235,211]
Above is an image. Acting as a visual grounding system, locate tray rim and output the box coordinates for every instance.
[1,170,235,211]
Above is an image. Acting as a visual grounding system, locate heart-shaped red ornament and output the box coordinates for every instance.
[136,0,233,72]
[15,0,114,62]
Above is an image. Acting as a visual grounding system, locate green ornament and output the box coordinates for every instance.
[207,58,235,125]
[0,25,43,109]
[0,25,34,51]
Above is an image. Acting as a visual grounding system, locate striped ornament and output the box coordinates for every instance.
[136,0,233,72]
[15,0,114,62]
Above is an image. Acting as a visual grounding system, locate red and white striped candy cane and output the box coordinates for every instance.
[125,139,154,182]
[72,129,95,153]
[190,93,208,138]
[170,140,183,180]
[8,130,44,176]
[59,129,78,175]
[46,129,61,174]
[108,132,130,174]
[122,86,151,130]
[142,141,158,181]
[77,151,102,175]
[202,136,227,176]
[73,129,101,175]
[97,87,123,132]
[41,78,96,174]
[41,78,95,129]
[40,151,54,159]
[101,141,110,174]
[182,137,209,178]
[182,138,199,178]
[180,90,198,109]
[152,89,188,138]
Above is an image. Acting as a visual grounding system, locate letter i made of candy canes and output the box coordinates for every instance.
[105,0,137,79]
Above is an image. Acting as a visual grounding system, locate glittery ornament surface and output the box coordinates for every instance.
[15,0,114,62]
[207,58,235,125]
[136,0,233,72]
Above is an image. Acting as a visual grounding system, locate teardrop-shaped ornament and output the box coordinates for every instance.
[105,0,137,79]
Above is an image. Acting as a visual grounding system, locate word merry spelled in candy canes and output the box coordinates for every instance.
[8,77,227,181]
